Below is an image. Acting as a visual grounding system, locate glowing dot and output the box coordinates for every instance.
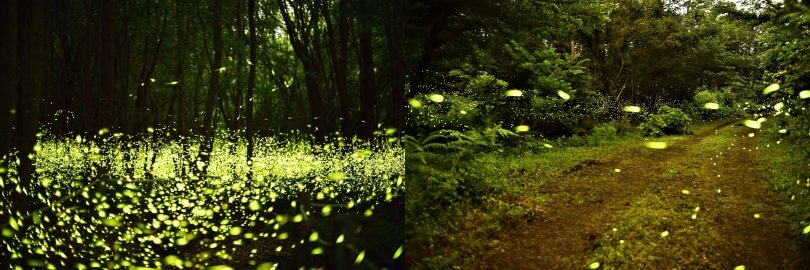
[557,90,571,100]
[428,94,445,103]
[589,262,600,269]
[754,214,761,219]
[408,99,422,108]
[774,102,784,111]
[393,245,403,259]
[734,265,746,270]
[623,106,641,113]
[762,83,779,95]
[355,251,366,264]
[681,190,691,195]
[799,90,810,99]
[660,231,669,238]
[743,120,761,129]
[614,168,621,173]
[505,90,523,97]
[703,103,720,110]
[645,142,667,149]
[515,125,530,132]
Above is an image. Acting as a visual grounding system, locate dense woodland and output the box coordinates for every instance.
[406,0,810,268]
[0,0,406,179]
[1,0,405,269]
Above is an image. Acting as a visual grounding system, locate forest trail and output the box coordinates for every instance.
[470,121,810,269]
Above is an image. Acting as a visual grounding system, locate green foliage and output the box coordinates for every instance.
[405,127,515,242]
[587,124,620,146]
[639,106,693,136]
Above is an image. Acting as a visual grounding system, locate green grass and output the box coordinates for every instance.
[408,120,736,269]
[586,125,737,269]
[756,135,810,238]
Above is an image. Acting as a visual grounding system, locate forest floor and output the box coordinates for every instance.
[458,120,810,269]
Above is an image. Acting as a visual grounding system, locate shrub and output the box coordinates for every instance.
[639,106,693,136]
[586,124,619,146]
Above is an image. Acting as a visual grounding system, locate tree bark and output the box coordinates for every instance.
[246,0,257,180]
[197,0,224,176]
[15,0,46,195]
[357,0,377,139]
[385,0,405,131]
[0,0,18,157]
[277,0,328,141]
[99,0,116,130]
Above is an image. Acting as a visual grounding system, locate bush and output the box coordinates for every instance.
[586,124,619,146]
[408,93,481,130]
[639,106,693,136]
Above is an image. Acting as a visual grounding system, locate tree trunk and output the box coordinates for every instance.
[197,0,224,176]
[408,4,452,98]
[99,0,115,130]
[0,0,18,157]
[15,0,46,198]
[246,0,257,181]
[277,0,328,141]
[385,0,405,131]
[321,0,351,136]
[357,0,377,139]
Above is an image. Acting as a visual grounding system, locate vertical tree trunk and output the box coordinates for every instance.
[385,0,405,131]
[246,0,257,180]
[15,0,46,192]
[321,0,351,136]
[0,0,18,157]
[198,0,224,176]
[99,0,116,130]
[357,0,377,139]
[277,0,328,141]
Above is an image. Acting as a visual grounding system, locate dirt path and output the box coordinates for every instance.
[469,121,810,269]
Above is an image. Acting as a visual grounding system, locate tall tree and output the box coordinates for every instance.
[14,0,46,193]
[0,0,18,157]
[246,0,257,180]
[277,0,330,140]
[357,0,377,139]
[99,0,116,130]
[385,0,405,131]
[198,0,224,175]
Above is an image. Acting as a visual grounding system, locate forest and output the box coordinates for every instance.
[2,0,810,269]
[1,0,404,269]
[405,0,810,269]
